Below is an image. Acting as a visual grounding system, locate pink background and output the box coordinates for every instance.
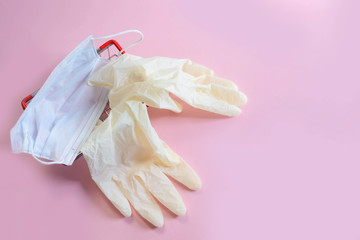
[1,0,360,239]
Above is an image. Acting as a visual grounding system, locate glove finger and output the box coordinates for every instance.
[124,56,211,78]
[138,165,186,216]
[180,90,243,116]
[111,83,183,113]
[142,88,183,113]
[194,75,239,90]
[128,101,180,166]
[182,60,214,77]
[156,156,202,191]
[96,179,132,217]
[153,80,246,116]
[182,76,246,106]
[182,60,241,92]
[117,176,164,227]
[207,84,247,106]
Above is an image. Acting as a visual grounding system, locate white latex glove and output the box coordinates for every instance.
[88,54,247,116]
[81,100,201,227]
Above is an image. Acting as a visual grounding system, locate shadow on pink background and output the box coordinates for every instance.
[1,0,360,239]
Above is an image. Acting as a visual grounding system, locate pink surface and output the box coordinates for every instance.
[1,0,360,239]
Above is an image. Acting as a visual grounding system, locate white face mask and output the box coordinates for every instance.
[10,30,144,165]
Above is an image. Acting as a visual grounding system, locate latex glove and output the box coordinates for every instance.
[81,100,201,227]
[88,54,247,116]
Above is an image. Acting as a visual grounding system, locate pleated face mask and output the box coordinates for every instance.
[10,30,143,165]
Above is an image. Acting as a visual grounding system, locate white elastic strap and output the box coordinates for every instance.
[25,131,64,165]
[93,30,144,56]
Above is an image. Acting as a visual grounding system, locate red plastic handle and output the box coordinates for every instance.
[98,40,125,55]
[21,94,33,110]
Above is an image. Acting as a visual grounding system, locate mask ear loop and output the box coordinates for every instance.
[93,30,144,57]
[25,131,65,165]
